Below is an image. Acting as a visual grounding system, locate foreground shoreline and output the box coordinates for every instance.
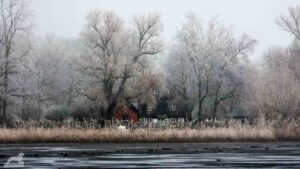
[1,142,300,168]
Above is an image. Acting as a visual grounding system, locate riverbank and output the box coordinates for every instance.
[1,142,300,168]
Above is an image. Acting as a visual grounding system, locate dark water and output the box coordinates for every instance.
[1,142,300,168]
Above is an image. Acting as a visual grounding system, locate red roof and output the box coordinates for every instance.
[114,105,139,124]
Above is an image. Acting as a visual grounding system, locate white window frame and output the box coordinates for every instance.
[153,89,160,95]
[170,104,176,111]
[133,102,138,108]
[147,105,152,112]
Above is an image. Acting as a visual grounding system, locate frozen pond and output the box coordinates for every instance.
[1,142,300,168]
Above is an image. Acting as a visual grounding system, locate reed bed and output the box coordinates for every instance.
[0,126,276,143]
[0,120,298,143]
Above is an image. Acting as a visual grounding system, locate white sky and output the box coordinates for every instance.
[31,0,300,62]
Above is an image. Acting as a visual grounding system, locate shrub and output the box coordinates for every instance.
[44,106,70,122]
[71,103,102,121]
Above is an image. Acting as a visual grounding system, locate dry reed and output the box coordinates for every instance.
[0,126,276,143]
[0,120,298,143]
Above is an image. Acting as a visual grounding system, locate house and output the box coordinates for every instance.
[113,105,140,124]
[113,75,192,125]
[136,83,190,120]
[225,109,248,124]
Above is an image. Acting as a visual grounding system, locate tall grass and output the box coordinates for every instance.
[0,127,275,143]
[0,120,298,143]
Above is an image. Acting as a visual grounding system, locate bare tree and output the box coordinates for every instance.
[277,5,300,41]
[167,36,192,101]
[277,6,300,79]
[209,34,256,122]
[12,35,78,122]
[170,14,213,122]
[287,39,300,81]
[252,47,300,119]
[276,6,300,81]
[78,10,163,120]
[168,13,256,123]
[0,0,32,123]
[269,6,300,118]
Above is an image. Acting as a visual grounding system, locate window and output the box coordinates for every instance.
[133,102,138,108]
[147,105,152,112]
[170,104,176,111]
[153,89,160,95]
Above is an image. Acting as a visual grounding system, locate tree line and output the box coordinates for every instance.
[0,0,299,125]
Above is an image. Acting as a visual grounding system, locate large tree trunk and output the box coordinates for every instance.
[1,99,7,124]
[198,82,202,122]
[37,94,41,122]
[2,52,9,124]
[212,84,221,123]
[106,100,117,120]
[212,104,217,123]
[106,75,128,120]
[198,100,202,122]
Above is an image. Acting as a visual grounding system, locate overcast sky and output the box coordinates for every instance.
[31,0,300,62]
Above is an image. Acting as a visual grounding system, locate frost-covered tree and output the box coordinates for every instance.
[167,13,256,122]
[14,36,79,121]
[251,47,300,119]
[0,0,32,123]
[78,10,163,119]
[277,6,300,81]
[277,5,300,41]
